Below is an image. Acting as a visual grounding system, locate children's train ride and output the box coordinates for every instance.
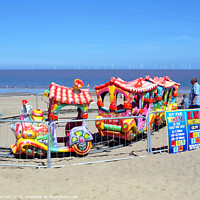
[10,76,180,157]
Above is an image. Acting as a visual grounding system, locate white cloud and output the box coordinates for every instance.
[163,12,200,21]
[175,35,200,44]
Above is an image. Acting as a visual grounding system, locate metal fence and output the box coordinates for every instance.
[0,119,49,169]
[0,115,151,168]
[0,108,171,168]
[49,115,148,167]
[147,110,168,155]
[0,93,46,119]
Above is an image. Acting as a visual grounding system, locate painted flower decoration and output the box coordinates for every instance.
[74,79,84,88]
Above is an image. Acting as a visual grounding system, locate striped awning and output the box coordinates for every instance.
[145,76,180,88]
[95,77,157,93]
[48,82,93,105]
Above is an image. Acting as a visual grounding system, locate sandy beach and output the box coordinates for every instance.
[0,93,199,200]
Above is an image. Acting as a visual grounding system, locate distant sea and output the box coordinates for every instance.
[0,69,199,94]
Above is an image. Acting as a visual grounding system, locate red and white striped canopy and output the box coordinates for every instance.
[145,76,180,88]
[49,82,93,105]
[95,77,157,93]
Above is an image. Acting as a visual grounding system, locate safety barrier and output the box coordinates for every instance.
[0,119,49,168]
[0,115,150,168]
[0,110,172,168]
[0,93,47,119]
[48,115,148,167]
[147,110,168,155]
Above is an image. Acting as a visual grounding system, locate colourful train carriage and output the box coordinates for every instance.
[95,77,157,141]
[145,76,180,127]
[11,79,94,157]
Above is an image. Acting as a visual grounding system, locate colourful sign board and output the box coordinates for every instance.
[165,109,200,154]
[187,109,200,150]
[166,110,188,153]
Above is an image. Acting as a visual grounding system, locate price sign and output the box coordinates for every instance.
[165,110,188,154]
[166,109,200,153]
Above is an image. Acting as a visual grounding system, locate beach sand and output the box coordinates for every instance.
[0,93,199,200]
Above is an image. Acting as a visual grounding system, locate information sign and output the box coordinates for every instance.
[186,109,200,150]
[166,109,200,153]
[166,110,188,154]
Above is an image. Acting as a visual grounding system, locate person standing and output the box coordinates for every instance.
[179,94,189,109]
[189,77,200,108]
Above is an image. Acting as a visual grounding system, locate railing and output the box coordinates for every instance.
[147,110,168,155]
[0,115,149,168]
[48,115,147,166]
[0,119,49,169]
[0,93,47,119]
[0,107,172,168]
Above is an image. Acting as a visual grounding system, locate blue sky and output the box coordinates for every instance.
[0,0,200,69]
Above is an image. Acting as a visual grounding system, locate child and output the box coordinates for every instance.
[179,94,189,109]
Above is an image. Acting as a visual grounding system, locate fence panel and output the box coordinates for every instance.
[48,115,148,166]
[0,93,47,119]
[0,119,49,168]
[147,110,168,155]
[0,116,154,168]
